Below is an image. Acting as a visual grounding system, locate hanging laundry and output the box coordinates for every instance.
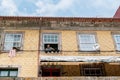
[9,47,16,57]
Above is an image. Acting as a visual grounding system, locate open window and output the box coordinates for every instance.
[42,33,60,53]
[113,34,120,51]
[4,33,23,51]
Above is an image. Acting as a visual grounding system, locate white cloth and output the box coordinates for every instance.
[9,49,16,57]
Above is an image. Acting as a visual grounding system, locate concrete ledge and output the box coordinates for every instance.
[0,77,120,80]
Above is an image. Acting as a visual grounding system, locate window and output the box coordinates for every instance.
[81,64,104,76]
[42,33,60,53]
[0,33,2,51]
[78,34,97,51]
[83,68,103,76]
[0,68,18,77]
[113,35,120,51]
[4,33,22,51]
[42,68,60,77]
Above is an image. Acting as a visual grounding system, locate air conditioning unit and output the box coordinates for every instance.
[93,43,100,50]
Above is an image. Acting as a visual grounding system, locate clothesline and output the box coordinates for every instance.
[0,50,117,53]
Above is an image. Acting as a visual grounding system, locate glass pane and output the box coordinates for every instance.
[80,44,95,51]
[5,34,14,42]
[116,44,120,50]
[114,35,120,43]
[55,38,58,42]
[43,34,58,43]
[48,35,50,38]
[79,34,95,43]
[14,35,21,42]
[48,38,50,42]
[13,43,20,47]
[0,71,8,76]
[51,39,54,42]
[51,35,54,38]
[9,71,18,77]
[4,42,13,50]
[44,35,47,38]
[55,35,58,38]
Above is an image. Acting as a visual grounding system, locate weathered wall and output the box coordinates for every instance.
[41,63,120,76]
[0,29,120,77]
[41,30,120,56]
[0,30,39,77]
[105,63,120,76]
[0,77,120,80]
[62,65,80,76]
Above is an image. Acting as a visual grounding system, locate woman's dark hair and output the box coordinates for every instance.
[12,47,20,51]
[12,47,17,49]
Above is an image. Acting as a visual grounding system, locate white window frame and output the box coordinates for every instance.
[0,68,18,77]
[41,33,60,50]
[113,34,120,51]
[78,33,97,51]
[4,33,23,51]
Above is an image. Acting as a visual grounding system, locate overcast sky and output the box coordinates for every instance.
[0,0,120,17]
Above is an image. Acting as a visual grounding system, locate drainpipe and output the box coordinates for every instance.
[0,28,4,54]
[38,18,42,77]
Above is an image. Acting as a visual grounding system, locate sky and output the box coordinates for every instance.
[0,0,120,17]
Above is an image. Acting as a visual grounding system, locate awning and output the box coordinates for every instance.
[40,56,120,62]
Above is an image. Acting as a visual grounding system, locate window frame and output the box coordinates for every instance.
[83,67,103,76]
[41,32,61,51]
[3,32,24,51]
[113,34,120,51]
[77,33,98,52]
[0,68,18,77]
[81,64,105,76]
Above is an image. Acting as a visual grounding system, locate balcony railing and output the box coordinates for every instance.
[0,77,120,80]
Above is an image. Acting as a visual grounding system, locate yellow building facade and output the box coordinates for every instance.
[0,17,120,77]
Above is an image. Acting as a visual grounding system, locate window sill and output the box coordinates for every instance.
[40,50,62,54]
[78,50,100,54]
[0,50,23,54]
[0,51,8,53]
[115,50,120,54]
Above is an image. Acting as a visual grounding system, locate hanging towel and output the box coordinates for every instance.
[9,49,16,57]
